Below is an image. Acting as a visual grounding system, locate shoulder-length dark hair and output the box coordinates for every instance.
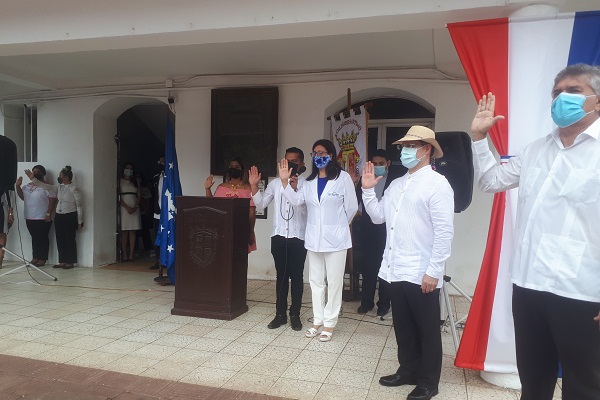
[306,139,341,181]
[223,157,249,184]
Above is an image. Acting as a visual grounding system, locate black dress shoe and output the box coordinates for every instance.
[290,315,302,331]
[379,372,417,387]
[357,305,373,314]
[407,386,438,400]
[267,315,287,329]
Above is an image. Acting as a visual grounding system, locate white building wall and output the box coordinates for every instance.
[177,78,491,293]
[8,98,104,268]
[5,77,492,294]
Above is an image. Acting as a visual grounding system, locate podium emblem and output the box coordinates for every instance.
[189,228,218,268]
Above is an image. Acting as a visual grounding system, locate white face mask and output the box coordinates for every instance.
[124,168,133,177]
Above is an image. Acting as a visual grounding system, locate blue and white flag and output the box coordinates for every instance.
[156,118,182,284]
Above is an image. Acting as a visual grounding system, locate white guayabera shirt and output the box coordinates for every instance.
[252,176,307,240]
[362,165,454,288]
[472,117,600,303]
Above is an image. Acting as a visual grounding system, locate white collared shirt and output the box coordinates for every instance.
[252,176,307,240]
[33,179,83,224]
[362,166,454,287]
[473,117,600,302]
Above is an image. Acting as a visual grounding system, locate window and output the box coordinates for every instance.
[3,104,37,162]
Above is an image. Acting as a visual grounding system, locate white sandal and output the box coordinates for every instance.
[318,331,333,342]
[305,326,321,338]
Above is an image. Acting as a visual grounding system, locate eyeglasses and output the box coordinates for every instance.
[396,144,425,150]
[310,151,328,157]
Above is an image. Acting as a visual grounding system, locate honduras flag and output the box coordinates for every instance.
[156,118,182,285]
[448,10,600,375]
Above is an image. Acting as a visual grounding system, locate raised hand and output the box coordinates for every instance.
[471,92,505,140]
[24,169,34,180]
[361,161,382,189]
[279,158,292,186]
[249,166,261,186]
[204,175,215,190]
[15,176,23,186]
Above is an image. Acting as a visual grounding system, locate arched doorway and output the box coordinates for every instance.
[93,97,173,267]
[116,104,174,263]
[334,96,435,165]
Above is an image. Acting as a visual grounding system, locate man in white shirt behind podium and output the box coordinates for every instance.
[250,147,308,331]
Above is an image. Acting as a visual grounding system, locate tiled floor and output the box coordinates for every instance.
[0,261,562,399]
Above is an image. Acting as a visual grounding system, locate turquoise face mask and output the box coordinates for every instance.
[400,146,425,169]
[374,165,387,177]
[551,93,596,127]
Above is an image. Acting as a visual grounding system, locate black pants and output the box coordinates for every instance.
[54,212,78,264]
[360,221,390,310]
[512,285,600,400]
[26,219,52,260]
[271,235,307,317]
[153,218,161,261]
[389,281,442,391]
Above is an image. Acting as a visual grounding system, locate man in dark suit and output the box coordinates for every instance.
[355,149,404,316]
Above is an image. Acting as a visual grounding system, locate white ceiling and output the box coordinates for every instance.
[0,0,597,102]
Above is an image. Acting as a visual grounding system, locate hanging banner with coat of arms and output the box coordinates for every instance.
[330,105,367,177]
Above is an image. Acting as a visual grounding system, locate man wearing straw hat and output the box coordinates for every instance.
[361,125,454,400]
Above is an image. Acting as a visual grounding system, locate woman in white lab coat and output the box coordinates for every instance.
[280,139,358,342]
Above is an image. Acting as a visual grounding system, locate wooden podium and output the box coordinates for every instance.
[171,196,250,320]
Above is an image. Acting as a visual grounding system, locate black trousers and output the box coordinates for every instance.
[359,220,390,310]
[54,212,78,264]
[271,235,307,317]
[26,219,52,260]
[389,281,442,390]
[153,218,161,261]
[512,285,600,400]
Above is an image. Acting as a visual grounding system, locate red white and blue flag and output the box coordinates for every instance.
[448,10,600,373]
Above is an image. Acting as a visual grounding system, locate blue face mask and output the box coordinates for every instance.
[313,155,331,169]
[551,93,596,127]
[374,165,387,177]
[400,146,425,169]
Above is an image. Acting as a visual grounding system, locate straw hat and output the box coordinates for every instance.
[392,126,443,158]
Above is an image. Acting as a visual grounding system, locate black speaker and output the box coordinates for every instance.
[435,131,474,213]
[0,135,18,191]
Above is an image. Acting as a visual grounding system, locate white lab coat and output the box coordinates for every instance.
[282,170,358,252]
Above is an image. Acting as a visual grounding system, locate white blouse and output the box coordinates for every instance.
[32,178,83,224]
